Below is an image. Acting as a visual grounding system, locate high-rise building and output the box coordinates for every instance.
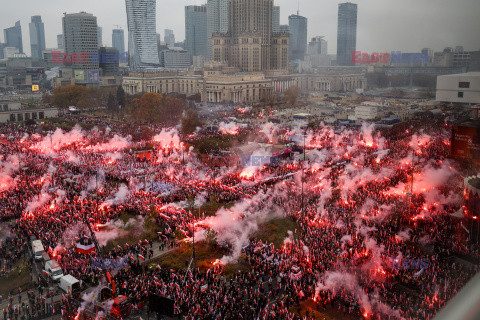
[307,36,327,55]
[57,34,64,49]
[336,2,357,66]
[63,12,99,84]
[185,5,208,58]
[125,0,160,68]
[273,6,280,33]
[97,26,103,47]
[4,21,23,54]
[0,43,5,59]
[112,29,125,55]
[279,25,289,33]
[164,29,175,47]
[207,0,229,59]
[211,0,289,72]
[29,16,45,58]
[288,13,307,61]
[99,47,119,75]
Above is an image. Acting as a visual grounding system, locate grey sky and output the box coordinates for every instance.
[1,0,479,56]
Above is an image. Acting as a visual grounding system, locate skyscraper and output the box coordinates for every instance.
[337,2,357,66]
[125,0,160,68]
[4,21,23,54]
[212,0,289,71]
[164,29,175,47]
[63,12,99,84]
[185,5,208,58]
[57,34,64,49]
[207,0,229,59]
[29,16,45,58]
[112,29,125,55]
[288,13,307,61]
[97,26,103,47]
[273,6,280,33]
[307,36,327,56]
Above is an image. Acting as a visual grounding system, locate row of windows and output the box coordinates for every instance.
[9,112,44,122]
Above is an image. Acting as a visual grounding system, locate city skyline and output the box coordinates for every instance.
[0,0,479,57]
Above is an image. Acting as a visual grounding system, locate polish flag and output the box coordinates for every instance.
[138,254,145,260]
[76,241,95,254]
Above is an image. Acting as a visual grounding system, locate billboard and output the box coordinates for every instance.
[87,70,99,83]
[31,85,39,92]
[74,70,85,82]
[451,125,480,162]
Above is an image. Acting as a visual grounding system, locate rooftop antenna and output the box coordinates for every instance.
[297,0,300,15]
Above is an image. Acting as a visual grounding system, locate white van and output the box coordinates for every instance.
[32,240,45,260]
[44,260,64,281]
[59,275,80,294]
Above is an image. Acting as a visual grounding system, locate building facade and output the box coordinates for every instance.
[97,26,103,47]
[99,47,119,76]
[308,36,327,56]
[122,65,367,103]
[337,2,357,66]
[288,14,308,61]
[125,0,159,68]
[4,21,23,54]
[273,6,280,33]
[112,29,125,56]
[207,0,229,59]
[436,72,480,104]
[62,12,99,85]
[164,29,175,47]
[29,16,45,58]
[159,50,192,69]
[0,101,58,123]
[57,34,64,49]
[211,0,289,72]
[185,5,208,58]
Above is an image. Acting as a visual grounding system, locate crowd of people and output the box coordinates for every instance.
[0,114,478,320]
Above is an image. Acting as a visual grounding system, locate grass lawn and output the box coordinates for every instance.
[102,212,160,252]
[0,260,33,296]
[251,216,300,248]
[158,241,250,275]
[290,299,359,320]
[199,200,235,217]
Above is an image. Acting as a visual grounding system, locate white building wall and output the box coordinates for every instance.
[436,72,480,104]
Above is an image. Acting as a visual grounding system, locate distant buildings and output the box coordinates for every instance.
[98,47,119,76]
[57,34,64,50]
[29,16,45,58]
[207,0,229,59]
[164,29,175,48]
[4,47,19,58]
[273,6,280,33]
[279,25,289,33]
[211,0,289,72]
[0,101,58,123]
[62,12,99,85]
[112,29,125,56]
[185,5,208,58]
[97,26,103,47]
[159,49,192,69]
[308,36,327,56]
[122,64,367,102]
[4,21,23,54]
[337,2,357,66]
[288,13,308,61]
[125,0,160,69]
[305,36,331,67]
[436,72,480,104]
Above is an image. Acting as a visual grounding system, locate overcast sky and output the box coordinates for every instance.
[1,0,479,56]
